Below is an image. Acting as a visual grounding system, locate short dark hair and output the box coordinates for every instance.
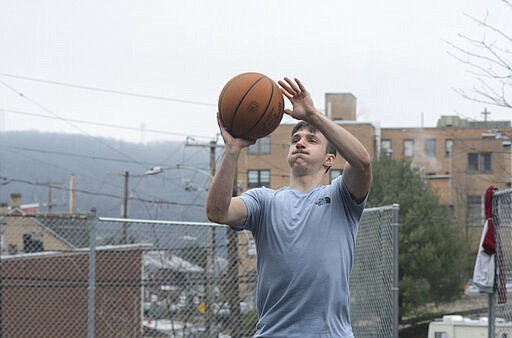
[291,121,337,156]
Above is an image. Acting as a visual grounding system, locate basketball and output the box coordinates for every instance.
[218,72,284,141]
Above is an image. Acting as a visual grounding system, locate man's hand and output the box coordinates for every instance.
[278,77,319,122]
[217,112,255,150]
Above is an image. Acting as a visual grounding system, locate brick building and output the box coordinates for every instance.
[234,93,512,254]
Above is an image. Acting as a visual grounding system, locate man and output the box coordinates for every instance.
[206,77,372,337]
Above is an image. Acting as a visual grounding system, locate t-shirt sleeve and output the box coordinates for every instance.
[239,188,264,233]
[336,175,367,224]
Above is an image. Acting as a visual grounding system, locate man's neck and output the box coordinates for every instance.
[289,172,326,193]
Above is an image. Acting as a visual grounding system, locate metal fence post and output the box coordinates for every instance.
[88,208,97,338]
[0,220,3,338]
[350,204,398,337]
[489,293,495,338]
[392,204,400,338]
[490,188,512,337]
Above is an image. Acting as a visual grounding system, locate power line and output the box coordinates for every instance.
[0,175,205,208]
[0,78,159,171]
[2,144,142,164]
[0,72,216,107]
[0,108,213,140]
[0,146,197,207]
[2,142,177,194]
[1,144,212,181]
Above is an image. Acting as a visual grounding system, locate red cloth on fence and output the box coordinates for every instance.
[482,185,496,255]
[481,185,507,303]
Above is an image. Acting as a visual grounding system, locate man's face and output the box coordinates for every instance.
[287,128,331,172]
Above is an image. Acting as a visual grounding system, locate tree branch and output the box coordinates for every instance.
[446,0,512,110]
[462,11,512,44]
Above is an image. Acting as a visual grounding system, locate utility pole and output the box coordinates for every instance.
[69,174,76,214]
[47,181,53,213]
[122,171,129,243]
[185,136,232,335]
[38,180,54,213]
[123,171,129,218]
[227,171,241,338]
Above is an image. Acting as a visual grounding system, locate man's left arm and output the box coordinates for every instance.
[278,77,372,202]
[309,113,372,203]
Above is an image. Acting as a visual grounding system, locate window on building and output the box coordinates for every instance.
[404,139,414,157]
[247,169,270,188]
[434,333,448,338]
[425,139,436,157]
[482,153,491,172]
[248,136,270,155]
[330,169,343,183]
[468,153,478,172]
[381,139,392,156]
[468,153,492,173]
[445,139,453,157]
[467,195,484,227]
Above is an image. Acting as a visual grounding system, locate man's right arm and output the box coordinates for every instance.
[206,144,248,227]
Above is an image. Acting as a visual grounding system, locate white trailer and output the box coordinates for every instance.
[428,315,512,338]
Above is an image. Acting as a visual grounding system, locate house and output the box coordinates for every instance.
[0,213,90,256]
[0,192,40,214]
[1,244,149,338]
[0,193,90,256]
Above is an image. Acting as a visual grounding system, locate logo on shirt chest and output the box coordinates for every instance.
[314,196,331,206]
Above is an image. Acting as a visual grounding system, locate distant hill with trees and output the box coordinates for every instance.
[0,131,213,221]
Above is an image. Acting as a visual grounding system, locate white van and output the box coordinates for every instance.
[428,315,512,338]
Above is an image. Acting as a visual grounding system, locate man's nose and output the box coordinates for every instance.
[295,138,305,148]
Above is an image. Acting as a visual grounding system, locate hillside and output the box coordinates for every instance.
[0,131,214,221]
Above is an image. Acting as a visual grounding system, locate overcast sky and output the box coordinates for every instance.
[1,0,510,144]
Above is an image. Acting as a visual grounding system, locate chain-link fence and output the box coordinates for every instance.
[350,204,399,338]
[493,188,512,337]
[0,204,399,338]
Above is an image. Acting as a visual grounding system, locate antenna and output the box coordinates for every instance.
[481,107,491,122]
[139,123,146,143]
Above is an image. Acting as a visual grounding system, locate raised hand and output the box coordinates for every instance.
[278,77,318,122]
[216,112,255,149]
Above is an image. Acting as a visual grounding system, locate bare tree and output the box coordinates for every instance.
[446,0,512,109]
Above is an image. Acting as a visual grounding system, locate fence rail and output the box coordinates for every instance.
[0,204,399,337]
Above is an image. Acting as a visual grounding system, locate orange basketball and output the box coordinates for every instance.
[218,72,284,141]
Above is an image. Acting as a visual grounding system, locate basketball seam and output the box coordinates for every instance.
[231,74,266,132]
[243,80,276,139]
[218,74,244,126]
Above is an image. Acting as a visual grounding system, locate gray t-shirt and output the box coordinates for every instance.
[240,175,366,337]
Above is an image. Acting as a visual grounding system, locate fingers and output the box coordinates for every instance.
[216,112,256,147]
[278,77,305,98]
[216,112,228,131]
[294,78,306,92]
[216,112,231,141]
[279,86,293,100]
[285,77,301,94]
[278,77,297,94]
[283,108,294,116]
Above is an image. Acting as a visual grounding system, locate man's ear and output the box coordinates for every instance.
[324,153,335,167]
